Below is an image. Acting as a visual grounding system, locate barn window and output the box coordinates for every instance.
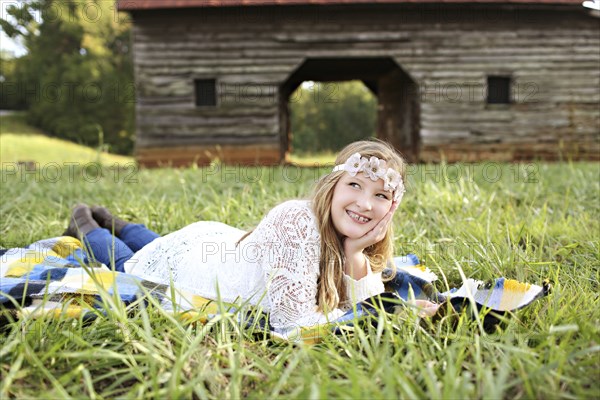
[487,76,511,104]
[195,79,217,107]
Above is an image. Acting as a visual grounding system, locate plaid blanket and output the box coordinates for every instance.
[0,237,550,343]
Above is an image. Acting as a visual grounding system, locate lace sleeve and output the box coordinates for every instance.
[253,201,344,330]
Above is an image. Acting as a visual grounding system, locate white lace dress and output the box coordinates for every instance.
[124,200,385,329]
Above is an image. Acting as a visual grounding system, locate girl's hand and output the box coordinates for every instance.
[409,300,440,317]
[343,200,399,255]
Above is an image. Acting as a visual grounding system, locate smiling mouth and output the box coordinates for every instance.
[346,210,371,224]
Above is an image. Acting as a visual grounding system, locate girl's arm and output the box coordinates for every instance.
[344,251,369,280]
[342,256,385,303]
[256,202,345,330]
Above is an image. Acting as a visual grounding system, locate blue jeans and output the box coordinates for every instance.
[83,224,160,272]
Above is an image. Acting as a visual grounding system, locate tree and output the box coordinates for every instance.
[289,81,377,154]
[0,50,27,109]
[0,0,134,154]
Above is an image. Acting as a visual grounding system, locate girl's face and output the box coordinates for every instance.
[330,172,393,240]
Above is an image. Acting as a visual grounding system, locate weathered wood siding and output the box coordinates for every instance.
[129,4,600,165]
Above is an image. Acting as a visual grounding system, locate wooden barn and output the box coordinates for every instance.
[117,0,600,166]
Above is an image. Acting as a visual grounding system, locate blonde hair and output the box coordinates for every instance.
[311,139,407,313]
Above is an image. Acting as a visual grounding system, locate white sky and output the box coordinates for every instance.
[1,0,28,57]
[1,30,26,57]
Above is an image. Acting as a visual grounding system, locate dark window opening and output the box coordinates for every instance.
[487,76,511,104]
[195,79,216,107]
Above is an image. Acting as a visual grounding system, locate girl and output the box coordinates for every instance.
[67,140,435,331]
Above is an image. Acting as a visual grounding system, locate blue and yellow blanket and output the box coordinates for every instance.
[0,237,550,343]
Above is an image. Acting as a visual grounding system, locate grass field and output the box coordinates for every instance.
[0,116,599,398]
[0,114,132,165]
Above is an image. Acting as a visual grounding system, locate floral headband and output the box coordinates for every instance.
[332,152,406,202]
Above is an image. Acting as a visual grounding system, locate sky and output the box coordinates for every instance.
[0,0,27,57]
[0,30,26,57]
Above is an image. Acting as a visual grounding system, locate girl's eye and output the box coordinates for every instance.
[349,182,360,189]
[377,193,391,200]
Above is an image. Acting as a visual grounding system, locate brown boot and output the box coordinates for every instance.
[91,206,129,237]
[63,204,100,239]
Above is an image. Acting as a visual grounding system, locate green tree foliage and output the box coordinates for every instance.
[0,0,134,154]
[289,81,377,154]
[0,51,26,109]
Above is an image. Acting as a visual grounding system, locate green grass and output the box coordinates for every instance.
[287,151,337,166]
[0,114,132,165]
[0,119,599,398]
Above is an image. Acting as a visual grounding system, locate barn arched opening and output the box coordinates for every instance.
[279,57,420,164]
[287,80,377,164]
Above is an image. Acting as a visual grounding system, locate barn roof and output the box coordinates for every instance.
[117,0,584,11]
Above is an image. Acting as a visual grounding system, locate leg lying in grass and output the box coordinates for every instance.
[63,204,100,238]
[64,204,160,272]
[91,206,129,237]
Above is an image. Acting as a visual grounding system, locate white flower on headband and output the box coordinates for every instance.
[332,152,405,202]
[391,178,406,202]
[344,153,367,176]
[365,156,387,181]
[383,168,401,191]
